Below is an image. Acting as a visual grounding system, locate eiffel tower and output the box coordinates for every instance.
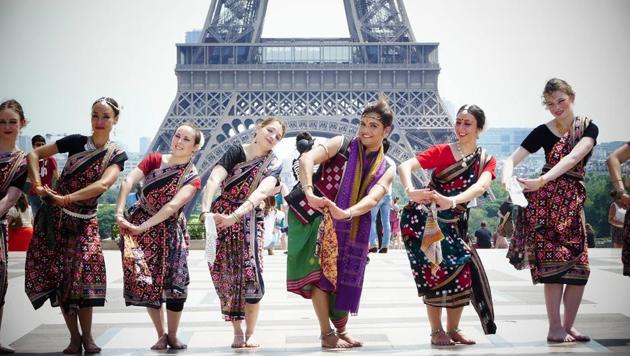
[149,0,453,196]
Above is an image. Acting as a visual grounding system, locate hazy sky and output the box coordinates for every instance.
[1,0,629,152]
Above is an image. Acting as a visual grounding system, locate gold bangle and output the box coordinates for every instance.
[539,176,545,187]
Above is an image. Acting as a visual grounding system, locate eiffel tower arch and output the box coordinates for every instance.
[149,0,454,203]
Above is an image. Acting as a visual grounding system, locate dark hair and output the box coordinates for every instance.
[263,196,276,215]
[92,97,121,117]
[362,96,394,128]
[16,193,28,212]
[31,135,46,146]
[480,221,487,227]
[542,78,575,102]
[0,99,26,124]
[382,137,390,153]
[457,104,486,130]
[181,122,203,145]
[296,131,314,154]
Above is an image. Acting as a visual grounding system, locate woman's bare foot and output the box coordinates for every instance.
[167,334,187,349]
[566,327,590,342]
[245,334,260,348]
[447,329,476,345]
[231,334,246,349]
[62,336,82,354]
[81,335,101,354]
[337,330,363,347]
[150,334,168,350]
[320,330,352,349]
[430,330,455,346]
[0,344,15,354]
[547,327,576,343]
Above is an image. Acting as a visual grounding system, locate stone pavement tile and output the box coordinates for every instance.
[3,249,630,355]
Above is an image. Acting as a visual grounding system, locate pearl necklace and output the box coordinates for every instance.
[455,142,477,168]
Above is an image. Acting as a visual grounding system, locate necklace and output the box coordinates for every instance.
[455,142,476,168]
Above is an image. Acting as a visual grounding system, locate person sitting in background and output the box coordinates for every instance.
[474,221,493,249]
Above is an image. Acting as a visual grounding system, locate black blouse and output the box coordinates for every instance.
[521,121,599,156]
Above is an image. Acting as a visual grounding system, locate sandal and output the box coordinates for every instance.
[320,329,351,349]
[447,328,476,345]
[337,330,363,347]
[430,329,455,346]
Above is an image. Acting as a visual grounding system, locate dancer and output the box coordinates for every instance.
[25,97,127,354]
[0,99,29,354]
[398,104,496,346]
[607,142,630,275]
[504,78,598,343]
[287,97,396,348]
[200,117,285,348]
[115,124,202,350]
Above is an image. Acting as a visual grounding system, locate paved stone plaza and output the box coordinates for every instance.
[2,248,630,355]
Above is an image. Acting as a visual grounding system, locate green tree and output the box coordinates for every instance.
[97,203,117,239]
[583,173,613,239]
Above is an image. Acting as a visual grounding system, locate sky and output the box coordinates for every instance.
[1,0,629,153]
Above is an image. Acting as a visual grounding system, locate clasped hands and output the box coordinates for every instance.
[405,188,454,210]
[34,185,72,208]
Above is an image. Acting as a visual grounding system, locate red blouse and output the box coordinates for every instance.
[416,144,496,179]
[138,153,201,189]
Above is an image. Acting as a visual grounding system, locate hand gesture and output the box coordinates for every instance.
[517,177,543,192]
[214,213,237,229]
[33,183,47,197]
[407,188,433,205]
[432,191,454,211]
[305,192,327,212]
[324,199,351,221]
[43,186,67,207]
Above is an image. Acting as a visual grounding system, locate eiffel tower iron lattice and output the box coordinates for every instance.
[149,0,455,211]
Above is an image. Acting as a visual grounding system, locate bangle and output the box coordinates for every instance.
[539,176,545,187]
[231,212,241,223]
[34,182,43,189]
[246,199,255,210]
[344,208,353,221]
[317,143,330,159]
[303,184,314,191]
[375,183,388,193]
[115,212,124,218]
[404,186,412,193]
[451,198,457,209]
[140,222,149,232]
[62,195,72,207]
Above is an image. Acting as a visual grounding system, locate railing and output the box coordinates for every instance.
[176,42,439,67]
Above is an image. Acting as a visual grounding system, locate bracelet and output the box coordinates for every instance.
[375,183,388,193]
[62,195,72,207]
[451,198,457,209]
[303,184,314,191]
[140,222,149,232]
[246,199,255,209]
[344,208,353,221]
[34,182,43,189]
[539,176,545,187]
[115,212,124,218]
[404,186,412,193]
[231,212,241,223]
[610,189,627,199]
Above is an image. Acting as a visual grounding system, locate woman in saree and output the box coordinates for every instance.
[115,124,202,350]
[25,97,127,354]
[200,117,285,348]
[398,104,496,346]
[503,78,598,343]
[607,143,630,276]
[0,100,29,354]
[287,97,396,349]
